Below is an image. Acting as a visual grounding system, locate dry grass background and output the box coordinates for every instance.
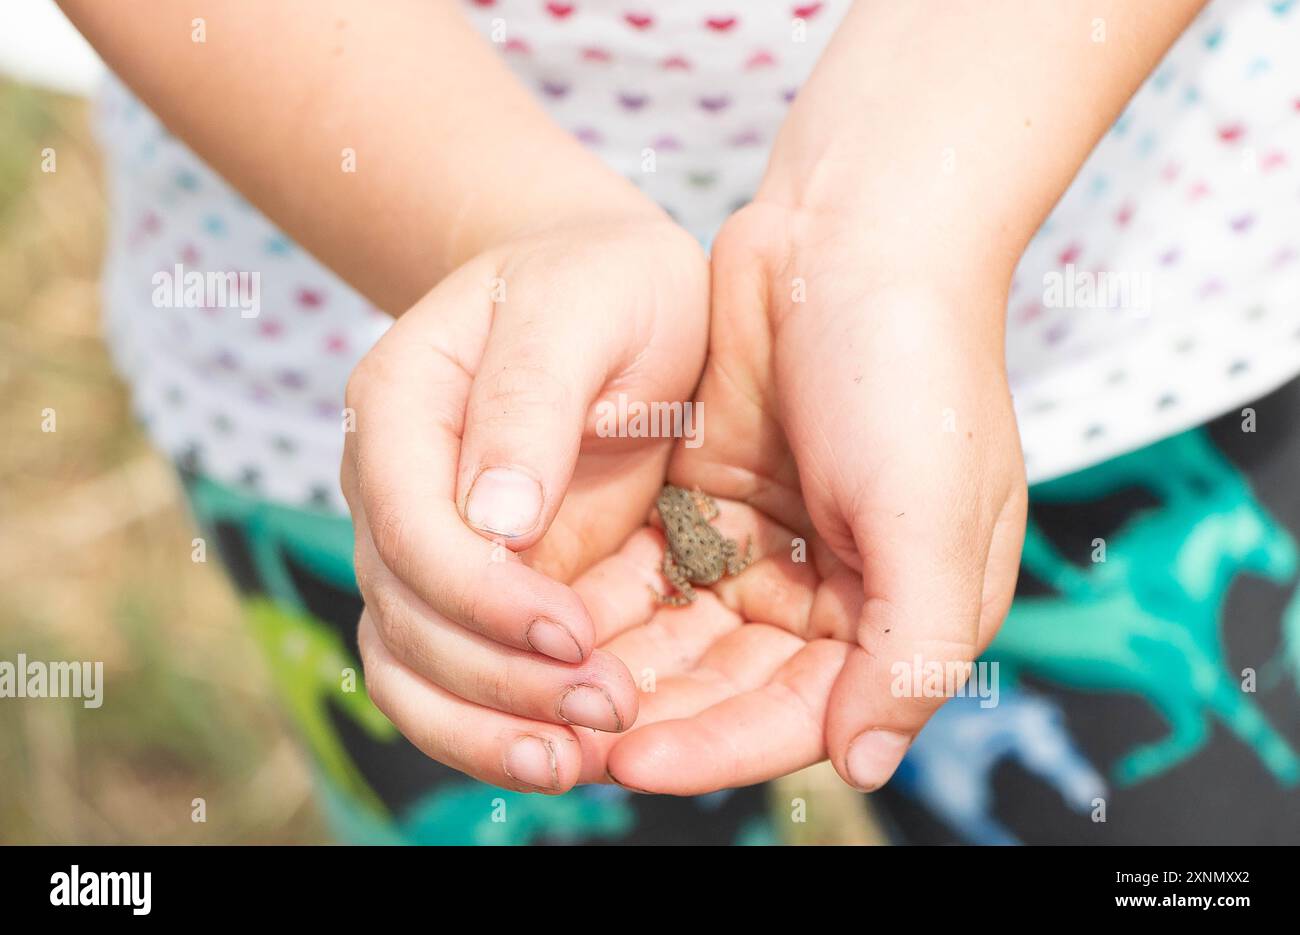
[0,80,327,844]
[0,79,882,845]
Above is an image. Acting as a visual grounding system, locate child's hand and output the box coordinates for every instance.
[598,204,1028,793]
[341,217,708,792]
[756,207,1029,791]
[595,0,1202,793]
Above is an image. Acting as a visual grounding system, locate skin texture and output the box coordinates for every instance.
[61,0,1207,794]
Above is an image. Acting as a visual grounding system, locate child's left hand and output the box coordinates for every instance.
[587,204,1028,794]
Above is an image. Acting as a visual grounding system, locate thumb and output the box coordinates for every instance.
[455,291,620,552]
[824,475,1026,791]
[772,291,1026,791]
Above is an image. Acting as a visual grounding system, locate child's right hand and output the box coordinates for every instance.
[340,216,709,793]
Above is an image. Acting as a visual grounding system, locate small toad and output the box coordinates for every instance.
[652,484,754,606]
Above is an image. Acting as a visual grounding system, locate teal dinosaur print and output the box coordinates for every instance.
[988,429,1300,787]
[187,475,358,603]
[315,780,637,846]
[1269,581,1300,694]
[184,475,639,843]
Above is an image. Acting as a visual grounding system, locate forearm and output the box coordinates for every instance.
[60,0,660,313]
[758,0,1206,297]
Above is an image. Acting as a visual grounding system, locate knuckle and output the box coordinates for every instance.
[472,658,519,712]
[366,496,413,578]
[473,360,571,425]
[451,584,489,637]
[363,664,387,714]
[357,628,391,714]
[345,343,403,413]
[343,357,375,415]
[913,635,980,667]
[352,541,374,597]
[368,584,416,661]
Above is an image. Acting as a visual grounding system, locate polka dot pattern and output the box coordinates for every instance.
[1008,0,1300,482]
[93,0,1300,508]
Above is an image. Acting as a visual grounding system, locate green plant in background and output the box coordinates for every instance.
[244,597,394,813]
[0,82,57,221]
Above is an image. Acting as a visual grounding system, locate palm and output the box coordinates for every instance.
[573,205,1026,793]
[565,214,864,793]
[524,439,675,584]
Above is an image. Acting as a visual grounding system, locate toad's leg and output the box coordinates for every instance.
[691,486,720,522]
[652,551,697,606]
[725,536,754,576]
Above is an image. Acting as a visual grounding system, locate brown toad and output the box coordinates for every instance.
[652,484,754,606]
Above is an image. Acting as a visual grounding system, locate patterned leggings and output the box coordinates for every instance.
[184,380,1300,844]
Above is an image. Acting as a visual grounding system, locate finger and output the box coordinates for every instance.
[580,622,806,776]
[355,522,637,731]
[454,300,615,551]
[358,611,584,793]
[342,269,598,662]
[344,474,597,662]
[455,240,703,553]
[825,475,1020,792]
[573,529,671,645]
[608,639,853,795]
[620,622,805,723]
[600,589,745,688]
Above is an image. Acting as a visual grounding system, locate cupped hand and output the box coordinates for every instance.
[343,215,709,793]
[597,203,1028,794]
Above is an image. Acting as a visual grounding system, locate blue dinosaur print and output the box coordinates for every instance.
[895,689,1107,845]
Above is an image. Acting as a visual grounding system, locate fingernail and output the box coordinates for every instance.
[526,618,584,664]
[558,683,623,732]
[465,467,542,538]
[504,735,559,790]
[605,766,652,794]
[845,730,912,791]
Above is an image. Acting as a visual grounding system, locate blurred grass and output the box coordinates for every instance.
[0,78,327,844]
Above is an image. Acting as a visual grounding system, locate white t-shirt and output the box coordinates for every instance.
[96,0,1300,511]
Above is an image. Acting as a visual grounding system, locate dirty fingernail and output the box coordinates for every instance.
[504,735,559,790]
[558,683,623,732]
[526,618,584,663]
[466,467,542,538]
[845,729,911,791]
[606,766,652,794]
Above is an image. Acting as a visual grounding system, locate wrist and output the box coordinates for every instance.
[463,174,670,269]
[727,200,1011,360]
[754,120,1033,300]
